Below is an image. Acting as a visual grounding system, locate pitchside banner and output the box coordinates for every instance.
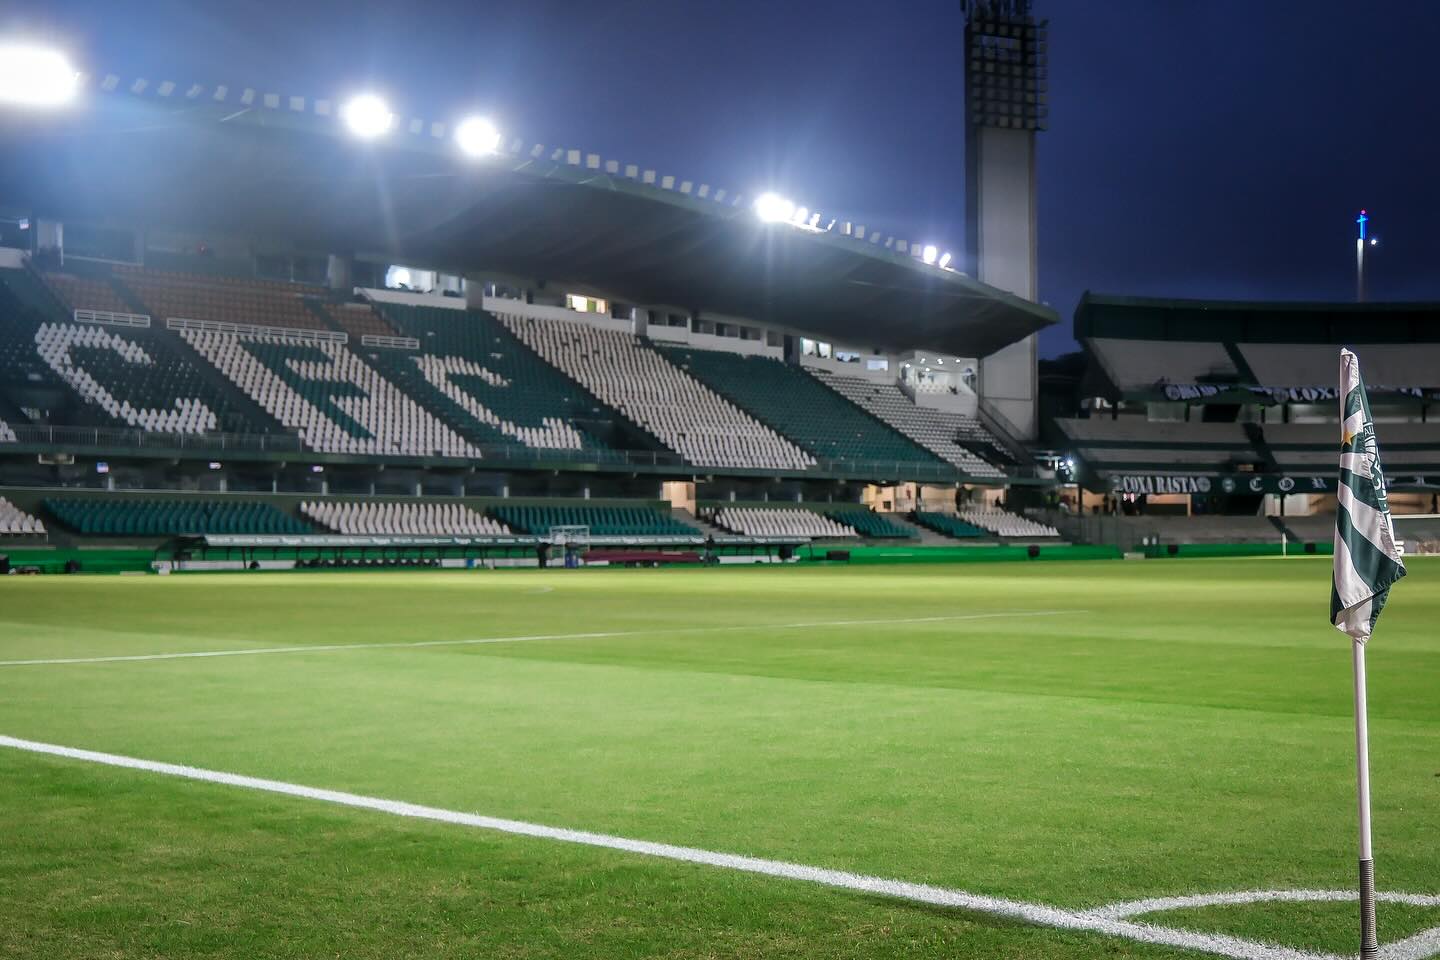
[1107,473,1339,495]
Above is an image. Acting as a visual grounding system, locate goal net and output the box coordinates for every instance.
[1392,514,1440,556]
[548,525,591,549]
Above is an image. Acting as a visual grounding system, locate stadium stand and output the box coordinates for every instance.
[300,501,510,536]
[819,507,916,538]
[372,305,624,457]
[491,503,697,537]
[0,418,14,443]
[912,511,988,539]
[711,507,858,539]
[0,497,45,535]
[0,267,278,434]
[660,346,944,467]
[115,266,330,331]
[498,313,814,471]
[812,371,1006,477]
[323,301,401,340]
[44,498,310,536]
[42,270,139,317]
[180,330,480,457]
[961,507,1060,538]
[1088,338,1239,393]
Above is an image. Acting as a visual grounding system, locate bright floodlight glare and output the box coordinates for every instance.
[922,244,939,264]
[792,206,809,225]
[1370,238,1379,246]
[938,252,953,269]
[0,44,79,108]
[341,93,393,139]
[754,192,796,223]
[455,115,501,156]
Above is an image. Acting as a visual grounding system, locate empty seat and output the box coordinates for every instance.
[0,497,45,535]
[710,507,857,539]
[300,500,510,536]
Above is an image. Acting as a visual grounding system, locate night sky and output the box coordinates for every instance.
[12,0,1440,356]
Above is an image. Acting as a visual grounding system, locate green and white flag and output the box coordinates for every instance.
[1331,349,1406,643]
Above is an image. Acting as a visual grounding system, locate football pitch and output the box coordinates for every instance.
[1,559,1437,959]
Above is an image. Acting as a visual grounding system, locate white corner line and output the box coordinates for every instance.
[0,610,1089,668]
[0,733,1387,960]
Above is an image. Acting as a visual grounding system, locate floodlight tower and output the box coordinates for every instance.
[962,0,1048,440]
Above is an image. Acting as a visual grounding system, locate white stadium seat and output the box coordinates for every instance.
[0,497,45,536]
[711,507,857,539]
[299,501,510,536]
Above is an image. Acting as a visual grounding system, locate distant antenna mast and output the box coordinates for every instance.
[1355,209,1369,302]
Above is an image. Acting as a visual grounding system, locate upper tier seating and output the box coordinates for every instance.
[660,347,943,467]
[374,305,622,456]
[116,267,329,331]
[820,507,916,538]
[491,503,697,537]
[0,497,45,535]
[711,507,858,539]
[498,313,813,471]
[45,498,309,536]
[1,269,275,434]
[300,500,510,536]
[43,272,137,316]
[813,372,1006,478]
[961,508,1059,538]
[181,330,480,457]
[913,511,988,539]
[325,302,399,340]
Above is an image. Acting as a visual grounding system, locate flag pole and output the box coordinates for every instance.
[1353,637,1378,960]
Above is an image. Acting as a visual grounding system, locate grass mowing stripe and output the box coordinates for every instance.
[0,733,1351,960]
[0,609,1087,667]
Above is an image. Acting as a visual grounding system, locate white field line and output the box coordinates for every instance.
[1094,889,1440,919]
[0,609,1086,668]
[3,733,1428,960]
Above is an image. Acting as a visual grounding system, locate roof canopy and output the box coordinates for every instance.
[0,93,1054,358]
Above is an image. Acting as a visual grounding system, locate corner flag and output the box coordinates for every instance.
[1331,348,1406,642]
[1330,348,1405,960]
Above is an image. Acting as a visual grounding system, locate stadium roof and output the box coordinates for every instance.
[0,83,1055,358]
[1076,293,1440,344]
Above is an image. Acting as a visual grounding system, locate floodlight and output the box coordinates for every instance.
[0,43,79,108]
[341,93,392,139]
[455,115,501,156]
[938,252,953,269]
[1370,238,1378,246]
[754,192,795,223]
[922,244,939,264]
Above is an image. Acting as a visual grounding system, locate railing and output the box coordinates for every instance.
[74,309,151,328]
[0,422,1036,482]
[166,317,348,344]
[361,334,421,350]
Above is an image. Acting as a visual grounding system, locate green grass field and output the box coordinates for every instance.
[1,559,1437,959]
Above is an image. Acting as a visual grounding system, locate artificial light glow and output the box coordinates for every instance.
[341,93,393,139]
[754,192,796,223]
[0,44,79,108]
[938,252,953,269]
[455,115,501,156]
[792,206,809,225]
[1370,238,1378,246]
[922,244,938,265]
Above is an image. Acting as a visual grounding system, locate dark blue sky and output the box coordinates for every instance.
[14,0,1440,356]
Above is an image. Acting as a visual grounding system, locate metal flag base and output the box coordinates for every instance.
[1360,857,1378,959]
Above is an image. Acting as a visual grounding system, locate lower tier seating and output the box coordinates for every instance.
[116,266,329,331]
[44,498,310,536]
[499,313,813,471]
[820,508,916,538]
[711,507,858,539]
[491,504,698,537]
[301,501,510,536]
[0,418,15,443]
[181,330,480,457]
[0,497,45,535]
[960,508,1059,538]
[913,511,988,539]
[814,372,1006,477]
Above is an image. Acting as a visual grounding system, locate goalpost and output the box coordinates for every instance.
[1390,513,1440,556]
[547,525,591,568]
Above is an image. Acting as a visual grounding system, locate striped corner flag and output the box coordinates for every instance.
[1331,349,1406,643]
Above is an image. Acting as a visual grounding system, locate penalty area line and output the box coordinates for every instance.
[0,733,1352,960]
[0,609,1088,668]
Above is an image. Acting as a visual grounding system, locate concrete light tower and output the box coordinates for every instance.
[962,0,1048,440]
